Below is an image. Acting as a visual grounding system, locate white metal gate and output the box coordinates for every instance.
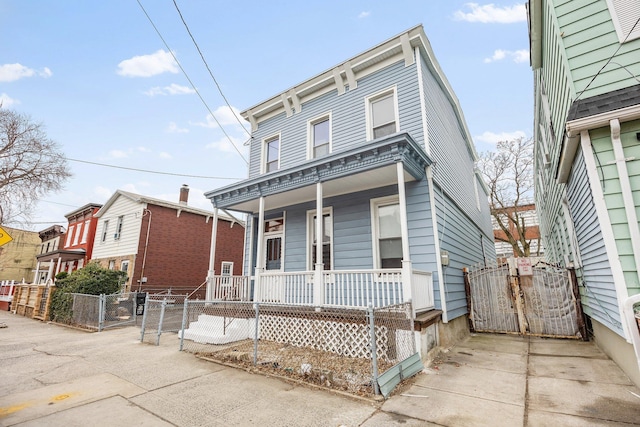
[465,261,586,339]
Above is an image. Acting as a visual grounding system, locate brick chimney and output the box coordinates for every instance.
[179,184,189,205]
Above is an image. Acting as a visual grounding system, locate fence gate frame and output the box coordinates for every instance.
[464,259,588,340]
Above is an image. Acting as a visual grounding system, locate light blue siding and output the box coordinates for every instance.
[567,149,624,335]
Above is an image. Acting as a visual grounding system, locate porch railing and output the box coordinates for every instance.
[0,280,17,302]
[323,269,403,308]
[258,271,314,304]
[207,275,251,301]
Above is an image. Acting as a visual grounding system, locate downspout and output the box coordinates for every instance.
[139,208,152,292]
[427,166,448,323]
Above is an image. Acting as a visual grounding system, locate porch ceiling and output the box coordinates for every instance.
[36,249,85,263]
[206,133,432,213]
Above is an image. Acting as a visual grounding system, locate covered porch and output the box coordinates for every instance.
[204,133,436,313]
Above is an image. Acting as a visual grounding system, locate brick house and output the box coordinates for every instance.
[491,203,544,261]
[91,185,244,297]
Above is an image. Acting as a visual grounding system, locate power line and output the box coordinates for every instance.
[172,0,251,138]
[135,0,249,165]
[65,157,242,180]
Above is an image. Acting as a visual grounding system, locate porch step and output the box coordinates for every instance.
[180,314,256,344]
[414,309,442,330]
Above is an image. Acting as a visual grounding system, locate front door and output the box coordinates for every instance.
[264,234,283,271]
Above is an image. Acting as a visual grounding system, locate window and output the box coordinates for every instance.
[80,220,90,244]
[606,0,640,43]
[64,226,74,248]
[72,222,82,246]
[101,220,109,243]
[308,114,331,159]
[366,88,398,140]
[221,261,233,276]
[263,135,280,173]
[121,260,129,273]
[265,218,284,233]
[114,216,124,240]
[371,197,403,268]
[108,260,116,270]
[307,209,333,270]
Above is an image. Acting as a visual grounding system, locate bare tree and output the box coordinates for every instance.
[0,108,71,224]
[477,137,538,257]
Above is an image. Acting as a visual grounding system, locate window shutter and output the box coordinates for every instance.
[607,0,640,43]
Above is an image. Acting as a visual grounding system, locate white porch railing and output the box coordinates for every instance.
[207,275,251,301]
[247,268,435,311]
[0,280,17,302]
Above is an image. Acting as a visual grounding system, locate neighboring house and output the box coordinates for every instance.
[492,203,544,261]
[0,227,40,282]
[34,204,102,282]
[33,224,66,283]
[91,185,244,297]
[528,0,640,385]
[205,25,495,355]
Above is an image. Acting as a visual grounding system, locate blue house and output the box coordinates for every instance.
[205,25,494,353]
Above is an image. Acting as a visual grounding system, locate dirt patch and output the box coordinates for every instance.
[196,339,415,398]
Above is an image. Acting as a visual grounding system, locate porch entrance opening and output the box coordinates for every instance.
[265,236,282,271]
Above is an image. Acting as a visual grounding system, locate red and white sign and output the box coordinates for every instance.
[517,258,533,276]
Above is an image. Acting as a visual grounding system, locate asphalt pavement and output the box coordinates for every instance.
[1,311,639,426]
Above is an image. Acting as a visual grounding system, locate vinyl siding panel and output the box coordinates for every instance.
[91,196,143,260]
[567,149,624,335]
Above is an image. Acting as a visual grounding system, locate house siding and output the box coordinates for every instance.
[91,196,143,260]
[567,148,623,335]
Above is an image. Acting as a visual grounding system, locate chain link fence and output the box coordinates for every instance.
[58,292,140,331]
[141,300,416,396]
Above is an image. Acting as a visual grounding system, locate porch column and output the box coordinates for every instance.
[33,261,41,284]
[314,181,324,306]
[396,162,412,302]
[255,196,266,302]
[55,257,62,277]
[46,260,55,282]
[206,207,219,301]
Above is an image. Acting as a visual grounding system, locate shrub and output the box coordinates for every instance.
[49,262,127,323]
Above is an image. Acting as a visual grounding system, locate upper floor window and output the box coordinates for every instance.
[80,220,91,244]
[366,88,398,141]
[64,226,74,247]
[101,220,109,243]
[72,222,82,246]
[114,216,124,240]
[606,0,640,43]
[263,135,280,173]
[308,114,331,159]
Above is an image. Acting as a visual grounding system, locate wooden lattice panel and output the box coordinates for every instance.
[259,315,391,360]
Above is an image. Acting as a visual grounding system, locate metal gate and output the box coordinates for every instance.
[464,261,587,339]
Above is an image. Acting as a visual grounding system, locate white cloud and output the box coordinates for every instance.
[358,11,371,18]
[93,186,114,201]
[206,135,248,156]
[484,49,529,63]
[117,49,179,78]
[167,122,189,133]
[0,63,52,82]
[453,3,526,23]
[475,130,527,144]
[192,106,245,129]
[137,146,151,153]
[108,149,128,159]
[0,93,19,107]
[144,83,195,96]
[159,151,172,159]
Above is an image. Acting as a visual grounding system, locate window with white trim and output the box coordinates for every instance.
[101,220,109,243]
[366,88,398,140]
[64,226,74,247]
[114,216,124,240]
[80,220,91,244]
[307,208,333,270]
[72,222,82,246]
[121,260,129,273]
[108,260,116,270]
[606,0,640,43]
[371,196,403,268]
[263,135,280,173]
[221,261,233,276]
[308,114,331,159]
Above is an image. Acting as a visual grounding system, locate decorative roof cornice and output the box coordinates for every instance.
[205,133,432,210]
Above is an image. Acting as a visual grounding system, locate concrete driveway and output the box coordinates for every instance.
[1,311,639,426]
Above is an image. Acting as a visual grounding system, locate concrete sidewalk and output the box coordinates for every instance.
[1,311,639,426]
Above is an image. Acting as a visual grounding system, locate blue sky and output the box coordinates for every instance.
[1,1,531,229]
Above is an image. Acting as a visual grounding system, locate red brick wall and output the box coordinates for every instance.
[132,205,244,296]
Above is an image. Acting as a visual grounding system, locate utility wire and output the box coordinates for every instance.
[66,157,242,180]
[136,0,249,165]
[172,0,251,138]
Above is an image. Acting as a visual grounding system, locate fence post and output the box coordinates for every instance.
[156,298,167,346]
[98,294,105,332]
[140,296,150,342]
[253,302,260,366]
[179,299,189,351]
[368,304,380,395]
